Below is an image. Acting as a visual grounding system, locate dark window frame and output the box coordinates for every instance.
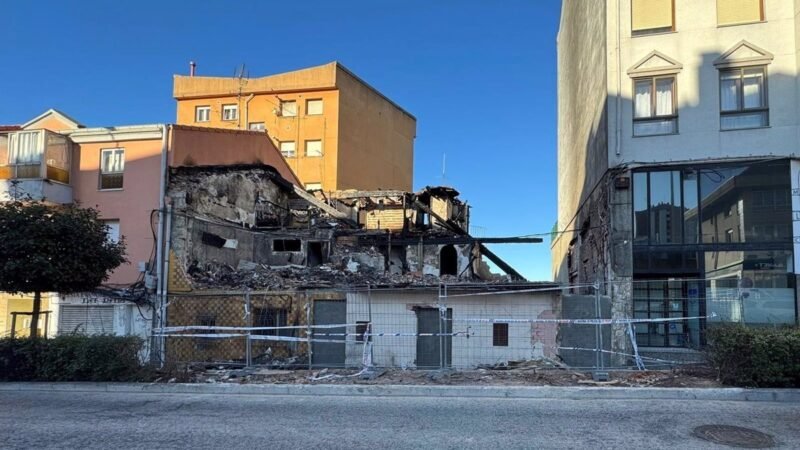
[632,75,679,136]
[492,323,509,347]
[718,66,769,130]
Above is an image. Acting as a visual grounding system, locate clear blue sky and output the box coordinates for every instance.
[1,0,562,281]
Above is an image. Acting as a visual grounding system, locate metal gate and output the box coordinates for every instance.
[311,299,346,367]
[415,307,452,368]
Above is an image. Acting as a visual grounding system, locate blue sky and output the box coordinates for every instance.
[1,0,562,281]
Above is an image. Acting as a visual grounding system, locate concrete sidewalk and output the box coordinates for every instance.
[1,382,799,402]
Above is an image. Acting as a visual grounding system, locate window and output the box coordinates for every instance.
[717,0,763,26]
[273,239,302,252]
[253,308,291,337]
[492,323,509,347]
[633,76,676,136]
[45,133,70,183]
[8,131,43,178]
[356,321,371,342]
[248,122,265,131]
[99,148,124,190]
[222,104,238,121]
[305,140,322,157]
[306,99,323,115]
[279,141,296,158]
[196,314,216,350]
[720,67,768,130]
[631,0,674,35]
[305,182,322,191]
[195,106,210,122]
[103,220,120,244]
[280,100,297,117]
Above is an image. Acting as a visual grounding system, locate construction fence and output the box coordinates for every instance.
[150,278,778,371]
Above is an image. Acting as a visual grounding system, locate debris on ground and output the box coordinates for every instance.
[168,362,720,388]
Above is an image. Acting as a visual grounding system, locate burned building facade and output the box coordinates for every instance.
[160,164,546,367]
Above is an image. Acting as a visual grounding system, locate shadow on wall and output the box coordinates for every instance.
[553,48,798,288]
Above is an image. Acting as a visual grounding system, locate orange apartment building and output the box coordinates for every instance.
[0,109,299,339]
[173,61,416,192]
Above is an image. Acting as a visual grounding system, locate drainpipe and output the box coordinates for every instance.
[160,203,173,364]
[153,124,171,365]
[614,0,622,156]
[244,94,255,131]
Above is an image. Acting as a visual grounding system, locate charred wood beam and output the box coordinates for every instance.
[412,201,527,281]
[356,236,542,245]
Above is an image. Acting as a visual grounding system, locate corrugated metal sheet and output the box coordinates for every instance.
[58,305,115,335]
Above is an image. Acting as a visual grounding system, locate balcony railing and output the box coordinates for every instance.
[0,130,71,184]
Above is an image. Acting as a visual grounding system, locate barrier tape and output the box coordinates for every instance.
[154,323,359,333]
[452,313,716,325]
[555,346,699,365]
[154,333,344,344]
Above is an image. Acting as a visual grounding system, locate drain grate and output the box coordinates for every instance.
[692,425,775,448]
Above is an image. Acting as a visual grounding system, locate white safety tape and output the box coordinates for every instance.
[555,346,697,365]
[154,323,358,333]
[154,333,344,344]
[453,313,716,325]
[311,332,469,337]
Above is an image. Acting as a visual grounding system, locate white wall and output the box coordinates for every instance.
[609,0,800,166]
[345,290,559,368]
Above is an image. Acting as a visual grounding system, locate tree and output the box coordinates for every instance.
[0,202,126,337]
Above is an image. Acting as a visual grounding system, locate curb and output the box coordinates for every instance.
[1,382,799,402]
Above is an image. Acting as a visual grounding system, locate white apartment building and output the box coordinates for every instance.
[554,0,800,355]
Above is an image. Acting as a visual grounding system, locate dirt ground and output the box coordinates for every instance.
[162,364,721,388]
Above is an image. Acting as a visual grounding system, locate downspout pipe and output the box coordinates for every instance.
[244,94,255,130]
[153,124,171,365]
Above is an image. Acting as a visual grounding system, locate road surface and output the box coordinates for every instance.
[1,389,798,449]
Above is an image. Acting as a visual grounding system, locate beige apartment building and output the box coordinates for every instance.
[555,0,800,355]
[173,62,416,192]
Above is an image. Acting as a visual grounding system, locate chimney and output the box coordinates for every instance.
[189,61,196,77]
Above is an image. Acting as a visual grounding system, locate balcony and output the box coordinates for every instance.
[0,130,73,203]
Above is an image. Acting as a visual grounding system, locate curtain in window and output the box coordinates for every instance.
[9,131,42,164]
[655,78,673,116]
[634,81,652,118]
[720,72,739,111]
[101,150,124,173]
[742,69,763,109]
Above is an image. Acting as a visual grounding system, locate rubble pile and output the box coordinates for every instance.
[187,260,450,290]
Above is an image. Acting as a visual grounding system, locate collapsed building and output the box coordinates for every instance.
[161,165,557,368]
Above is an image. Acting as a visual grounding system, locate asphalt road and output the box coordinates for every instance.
[1,390,799,449]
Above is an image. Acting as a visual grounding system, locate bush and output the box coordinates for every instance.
[0,335,151,382]
[705,325,800,387]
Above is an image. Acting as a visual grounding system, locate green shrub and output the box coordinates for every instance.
[705,325,800,387]
[0,335,151,382]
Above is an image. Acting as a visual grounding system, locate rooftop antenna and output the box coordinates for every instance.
[441,152,447,186]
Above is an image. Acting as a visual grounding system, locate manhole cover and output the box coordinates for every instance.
[693,425,775,448]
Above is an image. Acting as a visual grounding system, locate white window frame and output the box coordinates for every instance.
[103,219,121,244]
[305,140,323,157]
[280,141,296,158]
[306,99,323,116]
[248,122,265,131]
[99,148,125,190]
[280,100,297,117]
[222,104,239,121]
[195,106,211,123]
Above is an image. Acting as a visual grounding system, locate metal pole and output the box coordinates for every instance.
[306,292,312,371]
[367,285,374,364]
[594,282,601,371]
[439,283,446,370]
[245,291,252,367]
